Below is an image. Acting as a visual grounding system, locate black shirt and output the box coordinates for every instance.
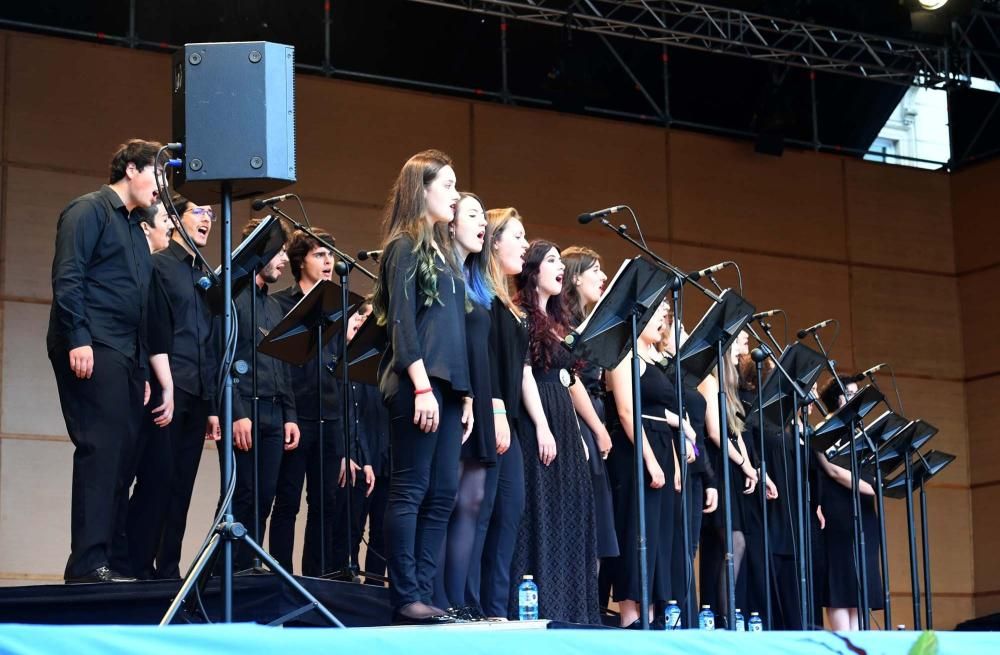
[353,382,390,476]
[47,185,152,362]
[488,302,530,422]
[462,302,497,466]
[273,282,342,422]
[377,236,471,401]
[232,281,297,424]
[153,240,217,402]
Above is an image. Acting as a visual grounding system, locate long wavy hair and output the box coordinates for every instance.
[560,245,602,327]
[515,240,572,372]
[484,207,525,317]
[449,192,495,308]
[717,349,746,435]
[372,149,463,324]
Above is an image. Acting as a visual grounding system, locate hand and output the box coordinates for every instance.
[413,390,439,433]
[683,436,697,463]
[495,413,511,455]
[233,418,252,451]
[461,397,474,444]
[682,419,696,443]
[204,416,221,441]
[596,426,613,460]
[69,345,94,379]
[536,424,557,466]
[144,381,151,407]
[363,465,376,497]
[339,458,362,487]
[151,386,174,427]
[743,465,758,495]
[703,487,719,513]
[764,473,779,500]
[673,466,682,493]
[816,505,826,530]
[646,457,666,489]
[284,422,300,450]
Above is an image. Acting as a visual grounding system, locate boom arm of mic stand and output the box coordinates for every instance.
[270,206,378,281]
[595,218,722,304]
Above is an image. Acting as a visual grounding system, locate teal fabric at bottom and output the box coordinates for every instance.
[0,623,990,655]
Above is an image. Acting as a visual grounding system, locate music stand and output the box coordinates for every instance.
[564,256,675,629]
[885,448,954,630]
[161,208,341,627]
[258,279,363,576]
[657,290,754,630]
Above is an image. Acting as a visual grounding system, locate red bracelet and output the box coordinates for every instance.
[414,387,433,395]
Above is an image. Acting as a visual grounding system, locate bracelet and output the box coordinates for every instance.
[414,387,433,396]
[493,408,507,415]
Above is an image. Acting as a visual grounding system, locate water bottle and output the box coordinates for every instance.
[517,575,539,620]
[664,600,682,630]
[735,608,746,632]
[748,611,763,632]
[698,605,715,630]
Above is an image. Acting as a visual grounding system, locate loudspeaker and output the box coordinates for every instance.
[172,41,296,203]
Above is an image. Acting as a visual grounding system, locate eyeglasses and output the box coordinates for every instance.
[186,207,216,222]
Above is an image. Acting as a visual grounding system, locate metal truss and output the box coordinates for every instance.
[407,0,997,89]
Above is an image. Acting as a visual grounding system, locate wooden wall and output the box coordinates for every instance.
[0,30,987,629]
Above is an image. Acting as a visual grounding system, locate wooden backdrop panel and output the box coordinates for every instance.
[0,301,66,437]
[972,485,1000,608]
[890,377,969,486]
[966,376,1000,486]
[951,159,1000,274]
[959,267,1000,379]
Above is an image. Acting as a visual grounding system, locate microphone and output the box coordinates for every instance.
[796,319,833,340]
[357,249,383,261]
[851,363,886,383]
[577,205,626,224]
[166,142,184,151]
[251,193,295,211]
[687,261,730,282]
[752,309,781,320]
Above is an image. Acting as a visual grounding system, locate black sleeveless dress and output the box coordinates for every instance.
[577,363,620,560]
[508,345,601,624]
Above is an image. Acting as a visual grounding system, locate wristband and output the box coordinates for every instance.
[414,387,433,396]
[493,408,507,415]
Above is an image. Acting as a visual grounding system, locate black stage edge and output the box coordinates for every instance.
[0,575,391,626]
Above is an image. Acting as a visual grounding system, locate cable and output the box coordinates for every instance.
[624,206,648,249]
[882,363,905,415]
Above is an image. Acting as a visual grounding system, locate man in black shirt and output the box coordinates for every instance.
[47,139,165,583]
[227,218,300,569]
[127,192,221,579]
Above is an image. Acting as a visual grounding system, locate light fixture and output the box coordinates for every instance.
[917,0,950,9]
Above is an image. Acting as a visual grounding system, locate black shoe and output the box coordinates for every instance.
[392,602,457,625]
[65,566,137,584]
[445,606,484,622]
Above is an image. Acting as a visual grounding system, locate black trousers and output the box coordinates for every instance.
[270,418,339,576]
[363,474,390,583]
[222,397,286,570]
[479,432,525,616]
[155,390,212,579]
[51,345,144,579]
[384,381,462,609]
[330,474,368,572]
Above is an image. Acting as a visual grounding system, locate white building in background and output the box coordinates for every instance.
[867,78,1000,169]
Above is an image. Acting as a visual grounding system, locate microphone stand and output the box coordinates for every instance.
[669,277,694,628]
[863,372,894,629]
[267,203,375,582]
[750,347,773,630]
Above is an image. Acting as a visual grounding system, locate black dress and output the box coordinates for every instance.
[576,363,619,560]
[607,360,676,605]
[461,302,497,465]
[508,345,600,624]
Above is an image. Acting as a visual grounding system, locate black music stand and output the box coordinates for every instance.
[258,279,363,576]
[659,289,755,630]
[564,256,675,630]
[744,341,827,628]
[885,449,954,630]
[161,212,341,627]
[880,419,940,629]
[812,383,884,626]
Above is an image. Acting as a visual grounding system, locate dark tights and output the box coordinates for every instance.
[434,460,488,609]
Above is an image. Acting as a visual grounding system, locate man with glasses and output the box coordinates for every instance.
[124,192,222,579]
[47,138,166,583]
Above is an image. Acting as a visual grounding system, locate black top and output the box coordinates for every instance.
[273,282,342,422]
[463,302,497,465]
[488,302,530,422]
[152,240,217,402]
[684,381,715,487]
[47,185,153,364]
[232,281,297,424]
[147,269,174,358]
[377,236,471,401]
[352,381,390,476]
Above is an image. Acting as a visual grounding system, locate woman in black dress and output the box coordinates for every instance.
[476,207,530,618]
[560,246,618,568]
[372,150,474,624]
[508,240,600,624]
[816,376,884,631]
[606,302,685,627]
[434,192,497,614]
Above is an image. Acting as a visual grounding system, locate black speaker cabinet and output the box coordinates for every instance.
[172,41,296,203]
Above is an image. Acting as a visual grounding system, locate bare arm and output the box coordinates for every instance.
[815,452,876,496]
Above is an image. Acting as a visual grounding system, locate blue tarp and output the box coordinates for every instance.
[0,624,995,655]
